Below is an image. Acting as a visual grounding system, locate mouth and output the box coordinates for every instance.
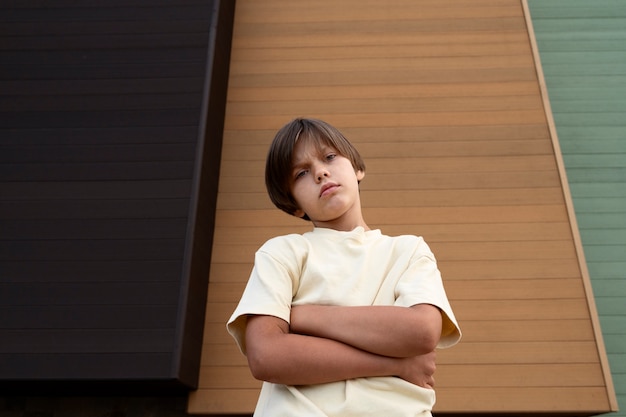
[320,183,339,197]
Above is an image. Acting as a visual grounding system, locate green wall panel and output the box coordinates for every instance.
[528,0,626,414]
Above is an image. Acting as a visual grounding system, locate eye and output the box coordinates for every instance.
[294,169,308,180]
[326,153,337,161]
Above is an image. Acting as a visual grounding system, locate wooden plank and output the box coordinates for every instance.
[441,258,583,280]
[452,299,592,321]
[189,386,612,414]
[229,43,533,62]
[234,20,529,41]
[220,156,559,177]
[224,110,547,129]
[237,2,523,22]
[212,222,572,245]
[222,125,551,144]
[233,31,531,50]
[188,388,260,414]
[198,363,607,391]
[215,205,569,226]
[230,56,535,76]
[208,239,578,265]
[228,82,540,102]
[202,303,234,326]
[437,363,606,387]
[225,95,543,115]
[220,140,552,161]
[453,319,595,343]
[219,171,561,193]
[200,343,247,367]
[434,386,612,412]
[202,317,596,345]
[438,341,600,364]
[216,188,566,210]
[208,258,583,284]
[228,68,538,88]
[202,339,602,370]
[199,366,259,389]
[206,277,586,305]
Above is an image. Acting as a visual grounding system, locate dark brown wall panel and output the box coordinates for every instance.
[0,0,235,394]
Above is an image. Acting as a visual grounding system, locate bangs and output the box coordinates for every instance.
[295,121,365,173]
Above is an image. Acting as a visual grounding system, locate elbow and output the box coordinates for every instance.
[247,349,273,382]
[417,330,439,354]
[405,305,442,355]
[247,343,286,383]
[401,330,438,356]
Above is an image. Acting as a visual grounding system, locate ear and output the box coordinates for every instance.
[293,208,306,218]
[356,170,365,181]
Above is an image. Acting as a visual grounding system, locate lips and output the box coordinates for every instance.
[320,183,339,197]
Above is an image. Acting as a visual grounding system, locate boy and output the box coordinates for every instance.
[227,118,461,416]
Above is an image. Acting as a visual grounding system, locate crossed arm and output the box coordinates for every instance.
[245,303,442,387]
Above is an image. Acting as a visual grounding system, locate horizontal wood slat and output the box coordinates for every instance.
[434,386,612,413]
[207,258,582,284]
[223,125,551,143]
[200,340,601,367]
[189,386,612,414]
[217,188,566,209]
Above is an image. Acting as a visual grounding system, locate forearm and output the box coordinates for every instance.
[290,304,442,358]
[245,315,401,386]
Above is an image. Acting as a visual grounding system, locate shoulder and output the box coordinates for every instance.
[256,233,310,264]
[383,233,426,248]
[260,233,309,252]
[382,233,434,258]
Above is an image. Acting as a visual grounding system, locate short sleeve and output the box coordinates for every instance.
[394,238,461,349]
[226,236,304,355]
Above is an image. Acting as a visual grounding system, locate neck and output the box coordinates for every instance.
[312,217,370,232]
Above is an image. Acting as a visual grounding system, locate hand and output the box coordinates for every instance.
[395,350,437,389]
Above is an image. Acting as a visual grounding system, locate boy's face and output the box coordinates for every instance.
[289,138,365,230]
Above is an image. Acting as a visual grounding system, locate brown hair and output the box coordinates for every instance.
[265,118,366,220]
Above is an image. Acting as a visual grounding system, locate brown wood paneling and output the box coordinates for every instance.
[190,0,614,414]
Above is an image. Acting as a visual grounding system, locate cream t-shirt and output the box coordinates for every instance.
[227,226,461,417]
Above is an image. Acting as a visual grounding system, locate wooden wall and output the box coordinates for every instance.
[189,0,616,414]
[528,0,626,414]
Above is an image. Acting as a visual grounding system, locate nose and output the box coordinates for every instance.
[314,164,329,182]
